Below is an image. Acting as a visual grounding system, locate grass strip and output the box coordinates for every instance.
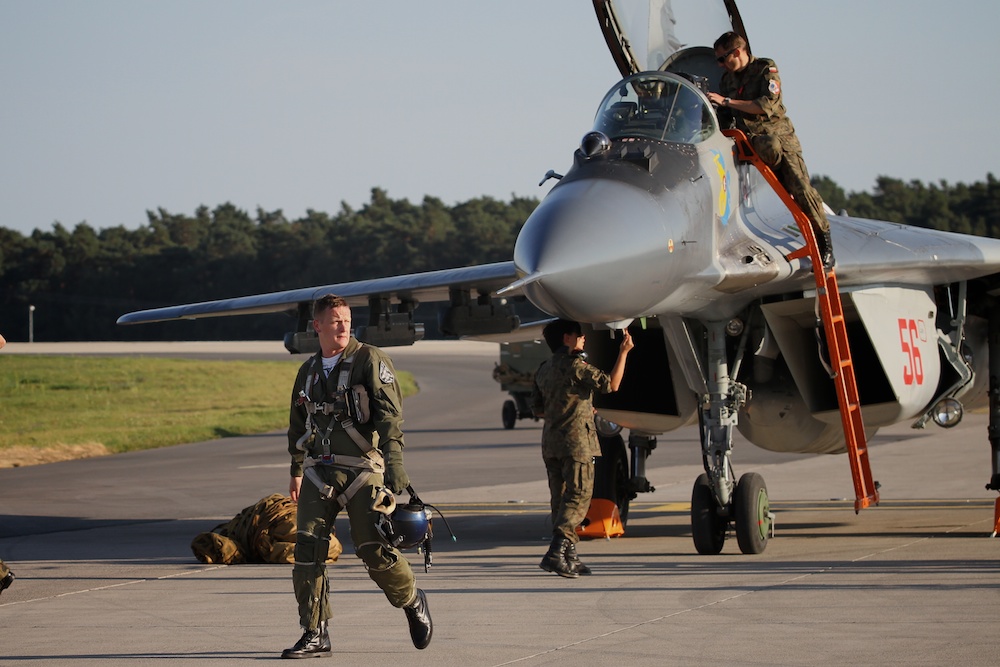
[0,356,416,464]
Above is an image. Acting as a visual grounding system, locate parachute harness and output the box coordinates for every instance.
[295,347,383,509]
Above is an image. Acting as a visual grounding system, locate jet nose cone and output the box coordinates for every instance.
[514,178,678,322]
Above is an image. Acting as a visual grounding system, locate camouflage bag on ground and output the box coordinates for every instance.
[191,493,343,565]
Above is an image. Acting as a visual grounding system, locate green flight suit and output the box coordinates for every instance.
[288,336,416,631]
[719,55,829,235]
[531,348,613,543]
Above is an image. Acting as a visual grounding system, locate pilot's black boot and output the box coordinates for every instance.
[539,537,579,578]
[0,570,14,596]
[817,230,836,270]
[404,588,433,649]
[281,621,332,659]
[564,542,592,576]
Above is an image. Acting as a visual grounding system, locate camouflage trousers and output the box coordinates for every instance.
[0,560,9,579]
[292,466,416,630]
[544,456,595,544]
[750,133,830,235]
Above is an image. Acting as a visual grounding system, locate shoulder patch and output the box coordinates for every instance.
[378,360,395,385]
[768,79,780,95]
[769,66,778,73]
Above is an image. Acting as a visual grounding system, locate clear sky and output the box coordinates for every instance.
[1,0,997,236]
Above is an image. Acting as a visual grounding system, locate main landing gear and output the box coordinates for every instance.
[691,320,774,555]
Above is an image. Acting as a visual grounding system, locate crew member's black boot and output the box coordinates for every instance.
[404,588,433,649]
[817,230,836,270]
[564,542,591,576]
[0,570,14,595]
[281,621,332,659]
[539,536,578,578]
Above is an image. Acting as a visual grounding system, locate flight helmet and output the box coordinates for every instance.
[371,486,432,550]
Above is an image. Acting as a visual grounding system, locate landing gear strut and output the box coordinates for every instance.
[691,320,773,554]
[986,304,1000,536]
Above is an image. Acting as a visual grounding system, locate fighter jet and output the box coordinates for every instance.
[118,0,1000,554]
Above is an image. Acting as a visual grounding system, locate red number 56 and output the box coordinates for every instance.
[898,318,924,386]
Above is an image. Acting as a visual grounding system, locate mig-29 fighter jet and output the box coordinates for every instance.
[120,0,1000,554]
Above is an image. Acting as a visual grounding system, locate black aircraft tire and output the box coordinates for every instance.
[691,473,726,555]
[734,472,770,554]
[593,434,630,526]
[502,400,517,430]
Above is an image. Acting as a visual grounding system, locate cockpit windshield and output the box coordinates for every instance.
[592,73,716,145]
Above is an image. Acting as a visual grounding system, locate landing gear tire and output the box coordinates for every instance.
[593,434,631,526]
[502,399,517,430]
[734,472,770,554]
[691,473,726,555]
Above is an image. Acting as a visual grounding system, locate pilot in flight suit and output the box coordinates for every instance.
[281,294,431,658]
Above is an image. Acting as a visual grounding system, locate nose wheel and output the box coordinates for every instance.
[691,471,772,555]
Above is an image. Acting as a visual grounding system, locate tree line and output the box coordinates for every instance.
[814,173,1000,236]
[0,189,537,342]
[1,175,997,342]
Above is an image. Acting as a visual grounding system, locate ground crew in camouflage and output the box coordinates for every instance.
[281,294,431,658]
[708,31,835,269]
[531,320,634,578]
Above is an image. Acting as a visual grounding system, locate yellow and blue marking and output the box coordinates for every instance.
[710,149,732,226]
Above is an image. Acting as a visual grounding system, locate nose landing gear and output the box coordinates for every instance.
[691,320,774,555]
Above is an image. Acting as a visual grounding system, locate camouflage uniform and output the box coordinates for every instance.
[190,493,342,565]
[288,336,417,631]
[719,55,829,235]
[0,560,10,580]
[531,348,613,543]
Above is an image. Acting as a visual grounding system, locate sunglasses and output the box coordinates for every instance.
[716,47,738,64]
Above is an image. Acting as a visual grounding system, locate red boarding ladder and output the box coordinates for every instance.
[723,129,879,512]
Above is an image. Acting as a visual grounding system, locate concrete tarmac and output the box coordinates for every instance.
[1,341,999,665]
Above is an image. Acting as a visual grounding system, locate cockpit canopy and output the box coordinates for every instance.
[592,72,717,145]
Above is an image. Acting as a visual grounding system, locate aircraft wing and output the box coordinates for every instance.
[117,261,526,350]
[117,261,519,324]
[828,220,1000,287]
[728,203,1000,305]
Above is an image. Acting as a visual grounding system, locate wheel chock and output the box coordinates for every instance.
[576,498,624,539]
[991,497,1000,538]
